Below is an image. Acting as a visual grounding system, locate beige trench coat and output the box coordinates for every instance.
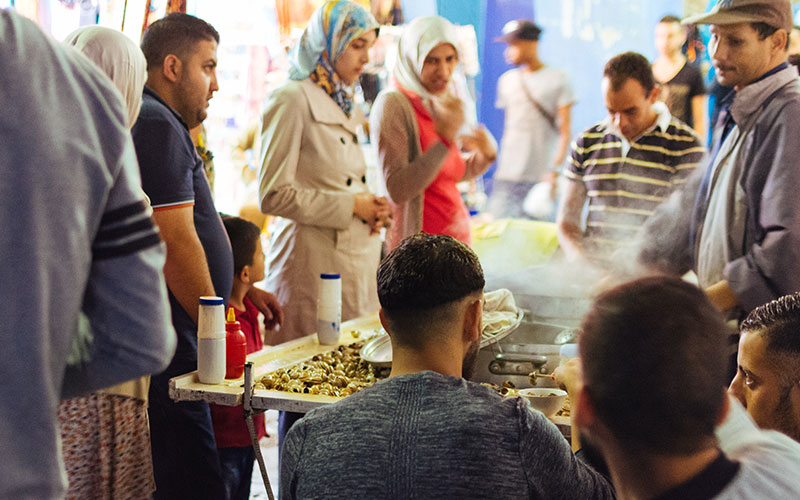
[259,78,382,345]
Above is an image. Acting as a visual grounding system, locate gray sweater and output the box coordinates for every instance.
[281,371,615,500]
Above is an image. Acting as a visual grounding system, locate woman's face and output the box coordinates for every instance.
[419,43,459,95]
[334,29,378,84]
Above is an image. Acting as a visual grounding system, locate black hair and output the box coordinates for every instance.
[140,13,220,70]
[377,233,484,347]
[741,293,800,356]
[751,21,790,49]
[603,51,656,94]
[580,277,729,455]
[222,216,261,276]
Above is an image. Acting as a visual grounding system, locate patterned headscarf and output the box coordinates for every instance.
[64,26,147,129]
[288,0,378,116]
[392,16,461,100]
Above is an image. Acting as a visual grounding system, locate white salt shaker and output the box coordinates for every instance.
[317,273,342,345]
[197,296,226,384]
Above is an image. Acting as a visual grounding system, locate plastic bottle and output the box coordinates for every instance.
[317,273,342,345]
[225,307,247,379]
[197,296,225,384]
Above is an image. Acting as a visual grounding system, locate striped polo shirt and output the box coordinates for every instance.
[565,102,705,254]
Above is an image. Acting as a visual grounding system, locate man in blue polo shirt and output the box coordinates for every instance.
[133,13,281,499]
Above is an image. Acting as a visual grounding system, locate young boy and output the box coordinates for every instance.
[210,216,267,500]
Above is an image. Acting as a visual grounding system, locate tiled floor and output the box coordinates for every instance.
[249,410,280,499]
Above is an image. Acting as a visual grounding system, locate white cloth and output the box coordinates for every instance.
[713,396,800,498]
[392,15,461,100]
[495,66,575,182]
[0,11,175,499]
[63,26,147,128]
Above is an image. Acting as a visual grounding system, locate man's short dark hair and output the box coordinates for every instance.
[659,15,681,24]
[751,21,790,49]
[377,233,484,347]
[741,293,800,382]
[222,216,260,275]
[140,13,220,70]
[580,277,729,454]
[603,51,656,94]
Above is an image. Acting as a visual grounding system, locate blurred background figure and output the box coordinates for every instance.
[488,19,574,221]
[1,11,175,499]
[652,14,707,140]
[59,25,160,500]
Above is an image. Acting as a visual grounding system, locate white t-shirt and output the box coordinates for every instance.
[714,397,800,498]
[495,66,575,182]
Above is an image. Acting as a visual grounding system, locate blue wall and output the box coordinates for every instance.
[533,0,682,135]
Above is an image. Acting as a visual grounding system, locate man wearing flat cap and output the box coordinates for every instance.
[488,19,575,220]
[641,0,800,324]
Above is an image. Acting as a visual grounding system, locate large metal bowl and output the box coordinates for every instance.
[360,333,392,368]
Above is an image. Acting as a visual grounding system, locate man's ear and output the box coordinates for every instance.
[161,54,182,84]
[574,386,597,430]
[772,29,789,54]
[462,296,482,344]
[648,85,661,104]
[378,308,389,332]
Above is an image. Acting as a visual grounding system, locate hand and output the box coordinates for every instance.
[552,358,583,397]
[245,287,284,331]
[430,94,465,144]
[542,171,559,200]
[354,193,392,235]
[459,125,496,162]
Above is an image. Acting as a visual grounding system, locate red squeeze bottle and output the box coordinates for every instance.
[225,307,247,379]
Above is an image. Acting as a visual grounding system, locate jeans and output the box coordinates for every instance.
[218,446,256,500]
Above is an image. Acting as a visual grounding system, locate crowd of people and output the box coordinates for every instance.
[3,0,800,499]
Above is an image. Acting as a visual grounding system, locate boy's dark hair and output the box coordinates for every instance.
[377,233,484,347]
[659,15,681,24]
[222,216,261,276]
[580,277,729,455]
[140,13,220,70]
[603,51,656,94]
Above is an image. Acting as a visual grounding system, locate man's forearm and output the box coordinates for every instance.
[705,279,738,312]
[163,238,215,325]
[558,221,585,261]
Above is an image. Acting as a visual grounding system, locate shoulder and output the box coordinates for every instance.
[498,69,518,84]
[242,296,262,324]
[263,80,309,114]
[372,89,413,123]
[543,66,569,80]
[374,88,411,110]
[576,122,609,145]
[663,118,703,145]
[764,81,800,116]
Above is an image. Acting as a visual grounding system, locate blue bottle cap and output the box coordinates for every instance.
[320,273,340,279]
[199,296,224,305]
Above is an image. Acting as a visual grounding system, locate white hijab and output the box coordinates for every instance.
[392,16,461,100]
[64,26,147,129]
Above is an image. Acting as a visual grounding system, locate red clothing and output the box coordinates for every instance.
[210,296,266,448]
[399,88,471,245]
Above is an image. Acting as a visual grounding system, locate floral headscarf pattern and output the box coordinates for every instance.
[288,0,378,116]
